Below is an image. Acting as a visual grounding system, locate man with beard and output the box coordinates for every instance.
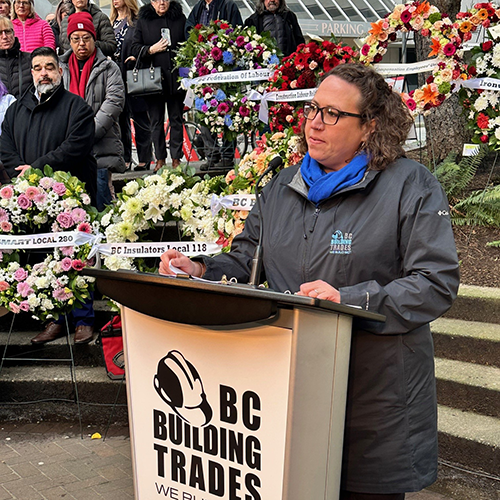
[244,0,304,57]
[0,46,97,201]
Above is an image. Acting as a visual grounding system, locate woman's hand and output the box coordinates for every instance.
[159,249,205,277]
[149,38,168,55]
[15,165,31,177]
[297,280,340,303]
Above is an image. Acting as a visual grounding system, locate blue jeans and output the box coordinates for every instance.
[55,292,94,328]
[96,168,112,212]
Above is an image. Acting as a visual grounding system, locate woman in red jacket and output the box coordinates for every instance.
[12,0,56,52]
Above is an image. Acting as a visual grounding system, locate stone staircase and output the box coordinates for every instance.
[431,285,500,498]
[0,301,128,427]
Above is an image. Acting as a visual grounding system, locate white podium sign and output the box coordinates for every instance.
[121,307,293,500]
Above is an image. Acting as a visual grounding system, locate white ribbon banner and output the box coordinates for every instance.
[258,88,318,123]
[210,194,256,215]
[183,69,273,107]
[374,59,439,76]
[97,241,221,258]
[0,231,96,250]
[457,77,500,91]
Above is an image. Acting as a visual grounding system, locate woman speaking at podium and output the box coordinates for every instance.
[160,64,460,500]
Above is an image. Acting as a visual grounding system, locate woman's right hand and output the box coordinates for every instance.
[149,38,168,55]
[159,249,204,277]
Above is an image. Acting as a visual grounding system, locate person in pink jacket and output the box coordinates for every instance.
[12,0,55,52]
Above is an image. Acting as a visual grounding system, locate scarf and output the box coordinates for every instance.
[68,51,96,98]
[300,152,369,205]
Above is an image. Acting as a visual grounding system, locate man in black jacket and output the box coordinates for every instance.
[0,47,97,201]
[185,0,242,171]
[0,16,31,98]
[244,0,304,57]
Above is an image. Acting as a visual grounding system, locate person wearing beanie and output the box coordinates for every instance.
[59,0,116,57]
[60,10,125,211]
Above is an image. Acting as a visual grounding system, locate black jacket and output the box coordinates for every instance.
[203,158,460,492]
[132,2,186,95]
[0,84,97,203]
[245,10,304,57]
[0,38,32,98]
[185,0,242,36]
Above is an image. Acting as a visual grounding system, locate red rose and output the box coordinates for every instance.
[220,22,229,29]
[480,135,489,143]
[482,41,493,52]
[426,75,434,84]
[468,65,477,76]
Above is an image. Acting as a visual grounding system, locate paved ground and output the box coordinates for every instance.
[0,422,456,500]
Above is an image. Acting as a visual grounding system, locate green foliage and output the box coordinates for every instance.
[452,185,500,227]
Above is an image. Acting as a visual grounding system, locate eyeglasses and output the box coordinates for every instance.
[70,35,93,44]
[0,29,13,36]
[15,1,30,6]
[152,0,169,3]
[303,102,362,126]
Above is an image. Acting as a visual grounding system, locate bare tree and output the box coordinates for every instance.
[414,0,470,163]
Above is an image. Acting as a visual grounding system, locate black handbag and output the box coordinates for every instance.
[126,47,162,96]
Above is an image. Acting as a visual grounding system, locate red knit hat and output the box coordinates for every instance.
[67,12,96,39]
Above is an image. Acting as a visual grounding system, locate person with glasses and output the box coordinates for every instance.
[11,0,55,52]
[131,0,186,172]
[159,64,460,499]
[59,0,116,57]
[0,16,31,97]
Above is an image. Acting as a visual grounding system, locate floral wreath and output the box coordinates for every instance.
[100,166,224,272]
[175,20,280,142]
[457,3,500,149]
[359,0,468,116]
[215,130,303,249]
[267,37,359,132]
[0,166,98,321]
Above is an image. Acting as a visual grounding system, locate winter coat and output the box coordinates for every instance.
[185,0,242,36]
[59,3,117,57]
[245,9,304,57]
[12,14,56,52]
[0,83,97,202]
[131,2,185,96]
[202,158,460,493]
[0,38,32,98]
[60,48,125,173]
[0,94,15,135]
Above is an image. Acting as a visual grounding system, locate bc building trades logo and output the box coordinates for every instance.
[154,350,213,428]
[151,350,263,499]
[330,230,352,255]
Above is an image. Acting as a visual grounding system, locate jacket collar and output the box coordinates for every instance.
[0,37,22,58]
[287,162,381,201]
[138,1,183,21]
[21,82,64,111]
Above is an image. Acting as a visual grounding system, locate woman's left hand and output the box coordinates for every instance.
[297,280,340,303]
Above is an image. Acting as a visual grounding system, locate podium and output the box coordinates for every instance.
[86,269,384,500]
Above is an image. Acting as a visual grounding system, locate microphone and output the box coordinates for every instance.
[248,155,283,287]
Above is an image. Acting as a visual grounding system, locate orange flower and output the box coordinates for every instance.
[369,20,385,36]
[415,1,430,15]
[477,8,488,20]
[460,20,473,32]
[422,84,440,105]
[428,38,442,57]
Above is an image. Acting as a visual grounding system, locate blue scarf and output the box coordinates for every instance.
[300,152,369,205]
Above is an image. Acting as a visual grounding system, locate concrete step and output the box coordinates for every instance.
[432,317,500,368]
[435,357,500,418]
[445,285,500,324]
[438,404,500,476]
[0,331,104,367]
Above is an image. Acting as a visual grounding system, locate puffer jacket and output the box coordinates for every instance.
[12,14,56,52]
[131,1,185,95]
[59,3,116,57]
[60,48,125,172]
[0,38,32,98]
[202,158,460,493]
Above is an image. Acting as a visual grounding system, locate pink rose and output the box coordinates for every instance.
[71,208,86,223]
[17,282,33,297]
[56,212,74,229]
[0,280,10,291]
[9,302,20,314]
[60,257,72,272]
[17,194,32,209]
[14,268,28,281]
[52,182,67,196]
[39,177,54,189]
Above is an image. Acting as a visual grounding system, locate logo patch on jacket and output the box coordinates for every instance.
[330,230,352,254]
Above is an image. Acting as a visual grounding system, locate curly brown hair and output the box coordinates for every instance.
[299,63,414,171]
